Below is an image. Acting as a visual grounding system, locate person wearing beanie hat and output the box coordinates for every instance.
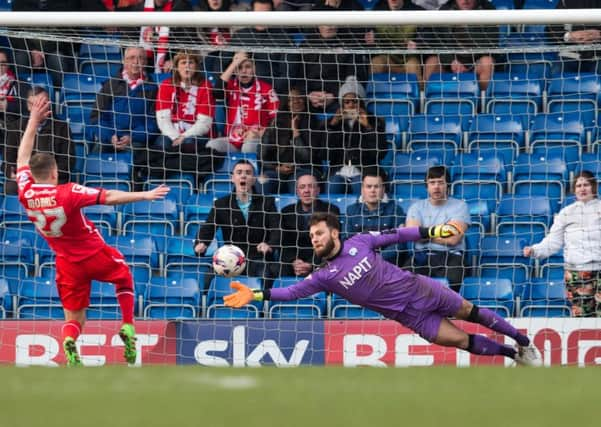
[324,75,387,195]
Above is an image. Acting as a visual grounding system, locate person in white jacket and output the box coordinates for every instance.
[524,170,601,317]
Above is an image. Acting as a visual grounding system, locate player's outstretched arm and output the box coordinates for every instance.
[16,98,51,169]
[104,184,170,206]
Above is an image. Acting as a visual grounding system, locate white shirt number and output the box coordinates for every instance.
[27,207,68,237]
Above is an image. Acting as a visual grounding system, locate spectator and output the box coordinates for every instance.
[404,166,470,292]
[207,52,279,154]
[227,0,301,93]
[546,0,601,74]
[371,0,424,80]
[259,86,325,194]
[420,0,499,90]
[324,76,386,195]
[196,0,233,74]
[194,160,280,278]
[4,86,73,194]
[524,171,601,317]
[153,50,216,185]
[345,168,406,265]
[300,9,370,118]
[277,172,340,277]
[87,46,159,190]
[138,0,198,74]
[0,49,26,127]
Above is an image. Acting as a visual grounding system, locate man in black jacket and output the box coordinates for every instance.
[194,160,280,278]
[277,172,340,277]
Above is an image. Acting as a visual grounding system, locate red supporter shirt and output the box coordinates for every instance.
[225,78,279,149]
[156,77,215,134]
[17,166,108,262]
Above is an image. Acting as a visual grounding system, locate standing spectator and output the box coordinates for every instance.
[207,52,279,154]
[228,0,301,93]
[194,160,280,278]
[371,0,424,80]
[196,0,233,74]
[4,86,73,195]
[324,76,387,195]
[345,168,406,265]
[153,51,216,185]
[277,172,340,277]
[405,166,470,292]
[259,86,325,194]
[546,0,601,74]
[0,49,26,126]
[420,0,498,90]
[87,46,159,190]
[524,171,601,317]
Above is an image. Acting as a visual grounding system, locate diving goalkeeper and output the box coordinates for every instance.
[225,212,542,366]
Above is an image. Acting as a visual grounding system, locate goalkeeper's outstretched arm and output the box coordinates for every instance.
[224,276,325,308]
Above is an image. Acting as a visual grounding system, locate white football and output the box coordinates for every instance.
[212,244,246,277]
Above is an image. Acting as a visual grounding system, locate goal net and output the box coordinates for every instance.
[0,8,600,367]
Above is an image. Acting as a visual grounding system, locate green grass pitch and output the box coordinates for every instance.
[0,366,592,427]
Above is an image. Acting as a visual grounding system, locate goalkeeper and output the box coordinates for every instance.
[225,212,542,366]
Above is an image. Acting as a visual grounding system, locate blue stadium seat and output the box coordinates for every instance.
[183,193,219,237]
[105,234,159,271]
[82,204,118,236]
[79,60,122,79]
[547,73,600,136]
[479,236,533,287]
[0,230,34,279]
[424,73,479,116]
[0,278,10,318]
[163,236,212,277]
[16,277,63,319]
[144,275,201,319]
[121,198,179,250]
[512,154,568,212]
[356,0,382,9]
[326,194,358,214]
[523,0,559,9]
[20,71,54,95]
[495,195,553,243]
[408,115,464,164]
[61,73,104,105]
[87,281,121,320]
[79,43,122,62]
[451,152,506,212]
[485,72,543,116]
[467,200,491,235]
[389,151,442,181]
[330,294,383,319]
[382,115,410,150]
[464,222,484,268]
[268,277,326,319]
[207,276,262,318]
[460,277,515,317]
[274,194,298,212]
[1,195,29,227]
[0,0,12,11]
[83,152,132,190]
[392,180,429,201]
[65,103,94,142]
[529,112,586,166]
[503,33,557,80]
[520,278,570,317]
[467,114,525,165]
[539,263,564,281]
[144,179,194,205]
[366,73,419,119]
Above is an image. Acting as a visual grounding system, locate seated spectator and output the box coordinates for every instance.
[277,172,340,277]
[87,46,159,189]
[371,0,424,80]
[153,50,216,185]
[345,168,406,265]
[0,49,26,127]
[420,0,498,90]
[4,86,73,194]
[259,86,325,194]
[546,0,601,74]
[194,160,280,278]
[324,76,386,195]
[227,0,300,93]
[207,52,279,154]
[404,166,470,292]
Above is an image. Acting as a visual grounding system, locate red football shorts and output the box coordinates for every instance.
[56,245,133,311]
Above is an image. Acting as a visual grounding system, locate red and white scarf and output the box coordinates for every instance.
[0,68,15,100]
[140,0,173,74]
[122,69,145,91]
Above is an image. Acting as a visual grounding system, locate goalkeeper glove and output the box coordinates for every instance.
[427,221,463,239]
[223,282,264,308]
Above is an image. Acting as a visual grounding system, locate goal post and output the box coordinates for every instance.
[0,8,600,367]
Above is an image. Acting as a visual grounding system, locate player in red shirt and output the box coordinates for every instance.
[16,97,170,367]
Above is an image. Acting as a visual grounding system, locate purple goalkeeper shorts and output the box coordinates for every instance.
[393,274,464,342]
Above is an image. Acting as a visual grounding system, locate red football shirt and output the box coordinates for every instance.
[17,166,108,262]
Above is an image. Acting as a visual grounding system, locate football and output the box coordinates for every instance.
[212,244,246,277]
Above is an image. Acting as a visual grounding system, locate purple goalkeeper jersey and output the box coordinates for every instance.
[270,227,424,320]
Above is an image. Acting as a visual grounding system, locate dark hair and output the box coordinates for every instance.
[29,153,57,180]
[362,167,388,183]
[309,212,341,231]
[573,170,598,195]
[251,0,274,9]
[426,165,451,184]
[231,159,255,174]
[27,85,49,98]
